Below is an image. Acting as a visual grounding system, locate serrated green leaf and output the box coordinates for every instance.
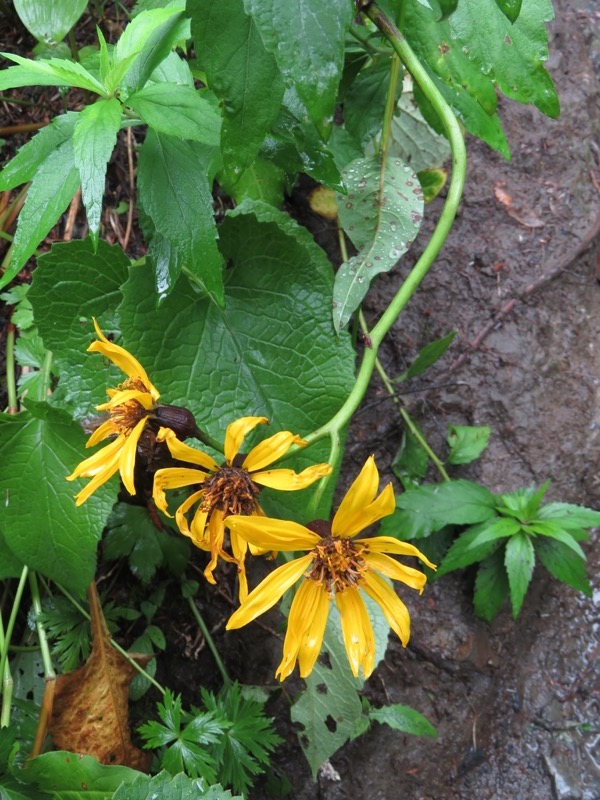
[396,330,457,381]
[494,0,522,22]
[13,0,88,45]
[112,770,240,800]
[1,139,80,290]
[473,548,509,620]
[535,538,591,596]
[369,703,437,736]
[118,200,355,521]
[436,517,518,576]
[404,5,510,157]
[73,97,123,244]
[345,57,401,145]
[334,154,424,330]
[504,531,535,617]
[189,0,284,174]
[446,424,491,465]
[449,0,559,117]
[137,129,224,304]
[0,403,114,596]
[538,502,600,529]
[392,424,429,491]
[0,111,78,191]
[527,522,586,560]
[113,8,189,94]
[28,239,130,419]
[14,752,140,799]
[219,156,286,207]
[126,83,221,145]
[0,53,105,94]
[244,0,354,137]
[380,479,497,540]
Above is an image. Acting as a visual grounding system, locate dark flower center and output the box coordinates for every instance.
[199,466,260,518]
[308,536,368,594]
[111,378,152,433]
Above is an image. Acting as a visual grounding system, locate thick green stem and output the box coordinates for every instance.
[0,612,13,727]
[40,350,53,399]
[186,596,231,686]
[6,322,17,413]
[304,5,466,449]
[28,573,56,681]
[379,52,401,159]
[0,567,29,708]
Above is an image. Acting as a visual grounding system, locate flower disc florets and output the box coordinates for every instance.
[309,535,368,594]
[109,378,152,433]
[200,465,260,518]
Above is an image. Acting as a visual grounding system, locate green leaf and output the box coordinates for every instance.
[436,517,518,576]
[13,0,88,45]
[244,0,354,137]
[380,479,497,539]
[0,529,25,580]
[219,156,285,208]
[112,770,240,800]
[73,97,123,244]
[417,168,448,203]
[28,239,130,420]
[535,538,591,596]
[14,752,141,799]
[446,424,491,465]
[368,703,437,736]
[0,111,78,191]
[538,502,600,529]
[391,424,429,490]
[344,57,402,145]
[137,130,224,304]
[527,522,586,560]
[118,200,355,521]
[126,83,221,145]
[189,0,284,174]
[334,154,424,330]
[0,403,114,596]
[395,331,457,381]
[1,139,80,290]
[113,8,189,94]
[104,503,190,583]
[494,0,522,22]
[449,0,558,116]
[437,0,459,18]
[0,53,105,94]
[504,531,535,617]
[473,548,509,620]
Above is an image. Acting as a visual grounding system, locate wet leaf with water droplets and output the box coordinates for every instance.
[333,155,424,331]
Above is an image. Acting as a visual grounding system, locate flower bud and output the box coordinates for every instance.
[153,404,202,440]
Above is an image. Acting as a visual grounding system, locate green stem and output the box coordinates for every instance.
[39,350,53,399]
[0,610,13,727]
[67,29,80,62]
[51,581,166,694]
[379,52,401,159]
[304,5,466,449]
[0,567,29,708]
[28,573,56,680]
[349,24,388,55]
[186,596,231,686]
[371,351,450,482]
[6,322,17,413]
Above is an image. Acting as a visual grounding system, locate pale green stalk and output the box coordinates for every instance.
[0,567,29,715]
[186,596,231,686]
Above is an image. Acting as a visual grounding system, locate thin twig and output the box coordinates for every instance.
[123,127,135,250]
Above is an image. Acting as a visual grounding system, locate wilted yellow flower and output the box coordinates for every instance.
[226,456,435,681]
[67,319,160,505]
[153,416,332,599]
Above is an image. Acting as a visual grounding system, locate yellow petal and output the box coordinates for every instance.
[203,509,226,584]
[187,501,209,546]
[67,434,126,479]
[226,554,313,630]
[243,430,306,472]
[276,579,328,681]
[70,439,125,505]
[153,469,205,515]
[361,570,410,647]
[358,536,436,570]
[331,455,379,536]
[336,587,375,678]
[89,319,159,399]
[226,515,319,552]
[230,529,249,602]
[333,481,395,540]
[364,551,427,592]
[86,418,117,447]
[224,416,268,465]
[161,431,220,471]
[97,388,155,412]
[251,462,332,491]
[297,586,330,679]
[118,417,147,496]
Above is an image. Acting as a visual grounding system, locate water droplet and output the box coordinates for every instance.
[357,275,364,284]
[345,202,353,208]
[389,248,401,260]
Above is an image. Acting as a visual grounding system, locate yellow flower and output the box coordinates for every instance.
[226,456,435,681]
[67,319,160,505]
[153,416,332,599]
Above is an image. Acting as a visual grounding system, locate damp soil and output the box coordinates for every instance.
[2,2,600,799]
